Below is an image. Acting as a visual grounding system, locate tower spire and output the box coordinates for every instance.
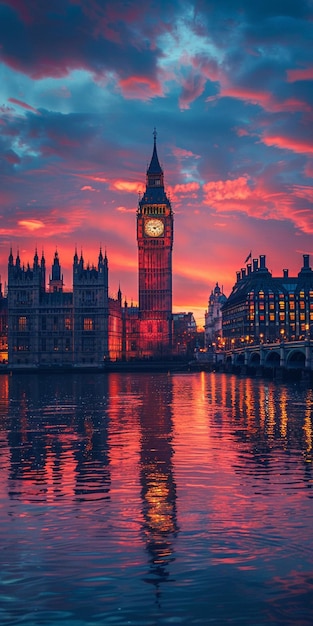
[146,128,164,190]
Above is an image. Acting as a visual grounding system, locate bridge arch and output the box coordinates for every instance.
[286,349,305,369]
[235,353,245,365]
[264,350,280,367]
[249,352,260,366]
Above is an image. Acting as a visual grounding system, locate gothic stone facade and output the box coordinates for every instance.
[7,248,116,367]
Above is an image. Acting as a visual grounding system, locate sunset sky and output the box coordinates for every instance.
[1,0,313,325]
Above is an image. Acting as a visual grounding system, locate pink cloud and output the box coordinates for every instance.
[118,75,164,100]
[287,67,313,82]
[235,127,250,137]
[179,72,207,110]
[4,150,21,165]
[172,147,201,159]
[216,85,310,114]
[203,177,252,202]
[116,206,136,213]
[191,55,220,83]
[76,174,108,184]
[262,134,313,156]
[292,185,313,202]
[8,97,40,114]
[304,161,313,178]
[202,175,313,235]
[168,182,200,199]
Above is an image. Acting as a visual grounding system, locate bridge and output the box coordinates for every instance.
[224,339,313,371]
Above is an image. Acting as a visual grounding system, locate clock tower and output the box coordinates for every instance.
[137,130,173,356]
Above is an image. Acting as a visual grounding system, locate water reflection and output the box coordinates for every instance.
[0,371,312,625]
[138,375,178,591]
[6,374,111,503]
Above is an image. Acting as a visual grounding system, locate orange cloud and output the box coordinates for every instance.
[18,219,45,231]
[111,179,144,193]
[81,185,98,192]
[116,206,136,213]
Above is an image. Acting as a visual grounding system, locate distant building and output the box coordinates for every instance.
[222,254,313,348]
[204,283,227,349]
[172,312,197,356]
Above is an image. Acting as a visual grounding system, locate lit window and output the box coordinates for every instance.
[65,317,72,330]
[84,318,93,331]
[18,316,27,331]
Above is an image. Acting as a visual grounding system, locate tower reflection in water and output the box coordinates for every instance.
[138,375,179,591]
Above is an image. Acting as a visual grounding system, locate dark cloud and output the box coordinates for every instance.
[0,0,312,316]
[0,1,175,81]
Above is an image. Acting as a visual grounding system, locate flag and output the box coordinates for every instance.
[244,251,252,264]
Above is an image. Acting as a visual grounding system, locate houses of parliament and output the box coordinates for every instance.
[0,133,195,369]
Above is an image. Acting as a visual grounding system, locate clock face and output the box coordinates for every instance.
[144,218,164,237]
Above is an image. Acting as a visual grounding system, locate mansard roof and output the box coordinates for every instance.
[223,254,313,309]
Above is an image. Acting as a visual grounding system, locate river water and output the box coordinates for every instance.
[0,371,312,625]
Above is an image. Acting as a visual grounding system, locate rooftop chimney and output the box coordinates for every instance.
[259,255,266,270]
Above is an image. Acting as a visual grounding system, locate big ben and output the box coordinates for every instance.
[137,130,173,357]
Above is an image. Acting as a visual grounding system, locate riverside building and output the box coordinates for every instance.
[222,254,313,348]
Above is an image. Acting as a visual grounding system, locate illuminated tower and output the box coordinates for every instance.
[137,131,173,356]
